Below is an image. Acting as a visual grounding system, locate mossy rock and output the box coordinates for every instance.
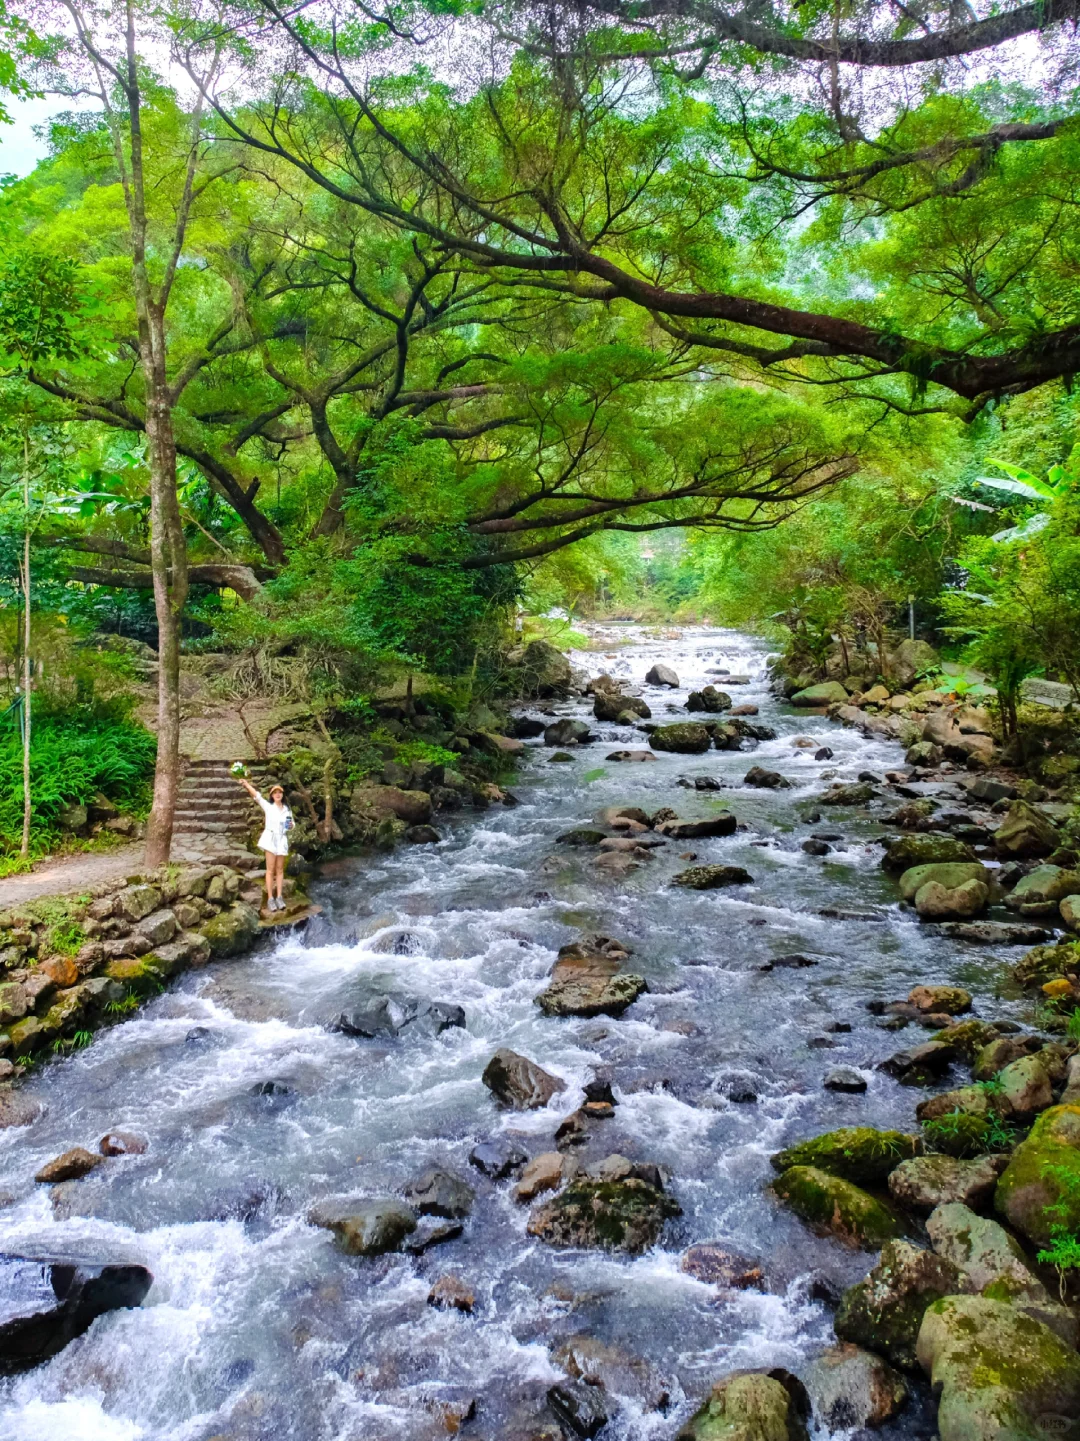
[881,835,977,873]
[834,1239,964,1372]
[995,1103,1080,1248]
[770,1128,921,1186]
[200,903,260,959]
[105,952,174,997]
[526,1177,680,1253]
[939,1019,1000,1061]
[1010,941,1080,989]
[916,1296,1080,1441]
[649,723,712,754]
[677,1371,808,1441]
[791,681,849,707]
[897,862,989,903]
[771,1166,905,1249]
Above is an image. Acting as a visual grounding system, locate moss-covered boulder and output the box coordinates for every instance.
[916,1296,1080,1441]
[649,723,712,754]
[771,1166,904,1249]
[1005,863,1080,916]
[888,1154,1007,1213]
[834,1239,964,1371]
[995,1103,1080,1248]
[881,835,977,872]
[200,903,260,959]
[527,1175,681,1254]
[993,800,1059,859]
[671,865,754,889]
[770,1129,920,1186]
[105,951,179,996]
[820,782,876,805]
[915,877,991,921]
[1010,941,1080,989]
[898,861,989,902]
[676,1371,808,1441]
[940,1019,1002,1061]
[791,681,849,707]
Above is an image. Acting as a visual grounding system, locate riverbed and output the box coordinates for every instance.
[0,626,1017,1440]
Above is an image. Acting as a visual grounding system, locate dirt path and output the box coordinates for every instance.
[0,844,144,906]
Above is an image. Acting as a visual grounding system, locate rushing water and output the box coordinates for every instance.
[0,626,1021,1440]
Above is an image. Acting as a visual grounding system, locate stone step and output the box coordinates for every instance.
[174,820,244,834]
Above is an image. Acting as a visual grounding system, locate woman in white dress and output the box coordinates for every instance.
[236,777,293,911]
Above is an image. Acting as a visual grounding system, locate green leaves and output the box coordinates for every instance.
[0,252,83,365]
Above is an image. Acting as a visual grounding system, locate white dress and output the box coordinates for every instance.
[255,794,292,856]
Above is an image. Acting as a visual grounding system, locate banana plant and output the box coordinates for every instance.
[972,459,1074,543]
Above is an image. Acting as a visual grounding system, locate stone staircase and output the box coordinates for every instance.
[172,760,264,867]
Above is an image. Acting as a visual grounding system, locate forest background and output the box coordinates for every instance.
[0,0,1078,868]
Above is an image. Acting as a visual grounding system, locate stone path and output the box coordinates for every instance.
[0,844,145,906]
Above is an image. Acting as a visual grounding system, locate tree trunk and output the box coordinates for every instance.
[20,429,31,858]
[142,360,188,868]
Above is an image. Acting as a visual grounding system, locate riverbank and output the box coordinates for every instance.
[1,623,1077,1441]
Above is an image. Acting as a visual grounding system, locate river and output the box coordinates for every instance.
[0,625,1013,1440]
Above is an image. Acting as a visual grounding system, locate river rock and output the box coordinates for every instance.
[557,828,607,846]
[878,1038,956,1086]
[676,1371,809,1441]
[309,1197,418,1255]
[514,638,572,696]
[882,835,977,871]
[650,723,711,754]
[332,994,465,1038]
[655,813,736,839]
[995,798,1060,861]
[1011,940,1080,988]
[547,1379,609,1438]
[482,1049,566,1109]
[671,864,753,889]
[771,1128,920,1185]
[645,663,679,687]
[908,984,971,1015]
[803,1343,908,1431]
[791,681,848,706]
[887,1154,1007,1212]
[906,740,943,766]
[514,1152,568,1203]
[593,691,650,722]
[834,1239,965,1370]
[897,862,989,902]
[916,1296,1080,1441]
[680,1243,764,1290]
[135,909,177,948]
[468,1138,527,1179]
[116,884,163,922]
[99,1131,148,1157]
[1005,863,1080,916]
[544,718,592,747]
[914,877,990,920]
[200,903,260,959]
[823,1068,867,1093]
[554,1334,671,1411]
[995,1103,1080,1247]
[686,686,731,713]
[743,765,790,789]
[34,1148,104,1184]
[0,1254,153,1373]
[427,1274,474,1313]
[820,782,875,805]
[527,1168,680,1253]
[535,948,646,1019]
[942,921,1054,945]
[401,1169,475,1219]
[994,1051,1060,1118]
[771,1166,904,1248]
[0,1093,43,1130]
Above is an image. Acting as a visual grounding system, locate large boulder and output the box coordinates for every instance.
[898,862,989,902]
[645,663,679,687]
[656,814,737,840]
[527,1162,680,1254]
[803,1344,908,1432]
[308,1197,417,1256]
[834,1239,964,1370]
[916,1297,1080,1441]
[881,835,977,872]
[914,877,990,921]
[676,1371,808,1441]
[332,994,464,1039]
[993,800,1059,859]
[200,903,260,959]
[544,718,592,747]
[1005,864,1080,916]
[553,1334,671,1413]
[769,1128,920,1186]
[593,692,651,722]
[535,945,646,1019]
[887,1154,1007,1213]
[650,723,712,754]
[0,1254,153,1373]
[481,1048,566,1109]
[791,681,849,706]
[349,785,432,826]
[994,1051,1061,1119]
[1010,940,1080,989]
[995,1103,1080,1248]
[892,639,939,688]
[671,865,754,890]
[820,782,876,806]
[517,639,573,697]
[686,686,732,713]
[770,1166,904,1249]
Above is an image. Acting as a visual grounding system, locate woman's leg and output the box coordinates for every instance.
[274,854,285,902]
[264,851,275,908]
